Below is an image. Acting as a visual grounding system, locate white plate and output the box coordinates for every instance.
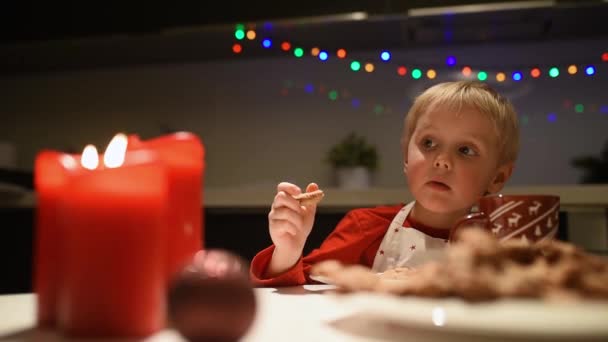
[309,273,387,285]
[309,274,334,284]
[335,292,608,341]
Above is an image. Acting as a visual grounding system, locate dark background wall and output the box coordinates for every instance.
[2,1,607,187]
[1,38,607,187]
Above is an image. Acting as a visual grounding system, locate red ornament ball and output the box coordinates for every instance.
[167,250,256,342]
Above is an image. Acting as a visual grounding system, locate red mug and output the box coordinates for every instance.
[451,194,560,244]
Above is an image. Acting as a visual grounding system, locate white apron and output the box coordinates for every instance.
[371,201,449,273]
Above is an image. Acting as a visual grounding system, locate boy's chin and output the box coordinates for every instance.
[417,198,471,215]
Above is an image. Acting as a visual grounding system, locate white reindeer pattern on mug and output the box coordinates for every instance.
[507,213,523,227]
[487,199,559,242]
[492,222,503,234]
[528,201,542,215]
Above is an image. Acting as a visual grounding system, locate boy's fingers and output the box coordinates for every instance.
[273,191,302,212]
[305,182,319,193]
[301,204,317,219]
[277,182,302,196]
[270,207,303,227]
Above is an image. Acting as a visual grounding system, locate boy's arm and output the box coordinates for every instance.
[250,207,395,286]
[264,182,319,277]
[250,245,307,286]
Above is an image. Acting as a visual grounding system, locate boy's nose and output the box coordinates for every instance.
[434,157,451,170]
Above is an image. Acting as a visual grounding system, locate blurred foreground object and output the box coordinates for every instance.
[168,249,256,342]
[34,132,205,336]
[312,229,608,302]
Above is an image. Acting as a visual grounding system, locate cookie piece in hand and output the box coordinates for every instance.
[293,189,324,206]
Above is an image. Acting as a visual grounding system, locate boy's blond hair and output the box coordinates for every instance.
[402,81,520,166]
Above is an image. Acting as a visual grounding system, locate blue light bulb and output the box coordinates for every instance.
[446,56,456,66]
[512,72,522,81]
[380,51,391,61]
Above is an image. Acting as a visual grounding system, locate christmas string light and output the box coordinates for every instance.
[279,78,607,123]
[279,80,394,115]
[541,100,608,123]
[232,25,607,83]
[239,23,607,123]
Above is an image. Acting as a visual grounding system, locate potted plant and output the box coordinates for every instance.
[571,140,608,184]
[326,132,379,189]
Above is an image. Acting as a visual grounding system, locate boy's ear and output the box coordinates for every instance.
[487,163,514,194]
[402,147,409,174]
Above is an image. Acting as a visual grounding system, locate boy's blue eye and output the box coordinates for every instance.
[459,146,477,156]
[422,138,436,149]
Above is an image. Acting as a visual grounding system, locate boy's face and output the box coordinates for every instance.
[404,106,512,215]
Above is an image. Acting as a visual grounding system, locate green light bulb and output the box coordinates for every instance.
[549,67,559,78]
[328,90,338,100]
[350,61,361,71]
[412,69,422,79]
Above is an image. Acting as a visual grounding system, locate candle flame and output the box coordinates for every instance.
[60,154,78,170]
[81,145,99,170]
[104,133,128,168]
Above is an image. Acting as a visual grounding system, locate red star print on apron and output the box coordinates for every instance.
[372,201,448,272]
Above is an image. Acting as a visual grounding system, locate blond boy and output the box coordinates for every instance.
[250,81,520,286]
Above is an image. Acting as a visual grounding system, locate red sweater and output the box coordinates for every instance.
[249,204,450,287]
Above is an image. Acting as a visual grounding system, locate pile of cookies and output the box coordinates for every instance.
[311,229,608,302]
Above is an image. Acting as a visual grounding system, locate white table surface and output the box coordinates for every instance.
[0,285,377,342]
[2,286,608,342]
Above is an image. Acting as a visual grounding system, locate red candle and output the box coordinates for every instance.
[33,150,70,327]
[55,137,169,337]
[129,133,205,279]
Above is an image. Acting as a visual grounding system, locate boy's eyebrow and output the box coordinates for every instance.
[416,122,435,131]
[417,124,491,146]
[442,131,491,148]
[466,133,493,146]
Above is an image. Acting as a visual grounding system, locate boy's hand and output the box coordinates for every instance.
[268,182,319,251]
[266,182,320,276]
